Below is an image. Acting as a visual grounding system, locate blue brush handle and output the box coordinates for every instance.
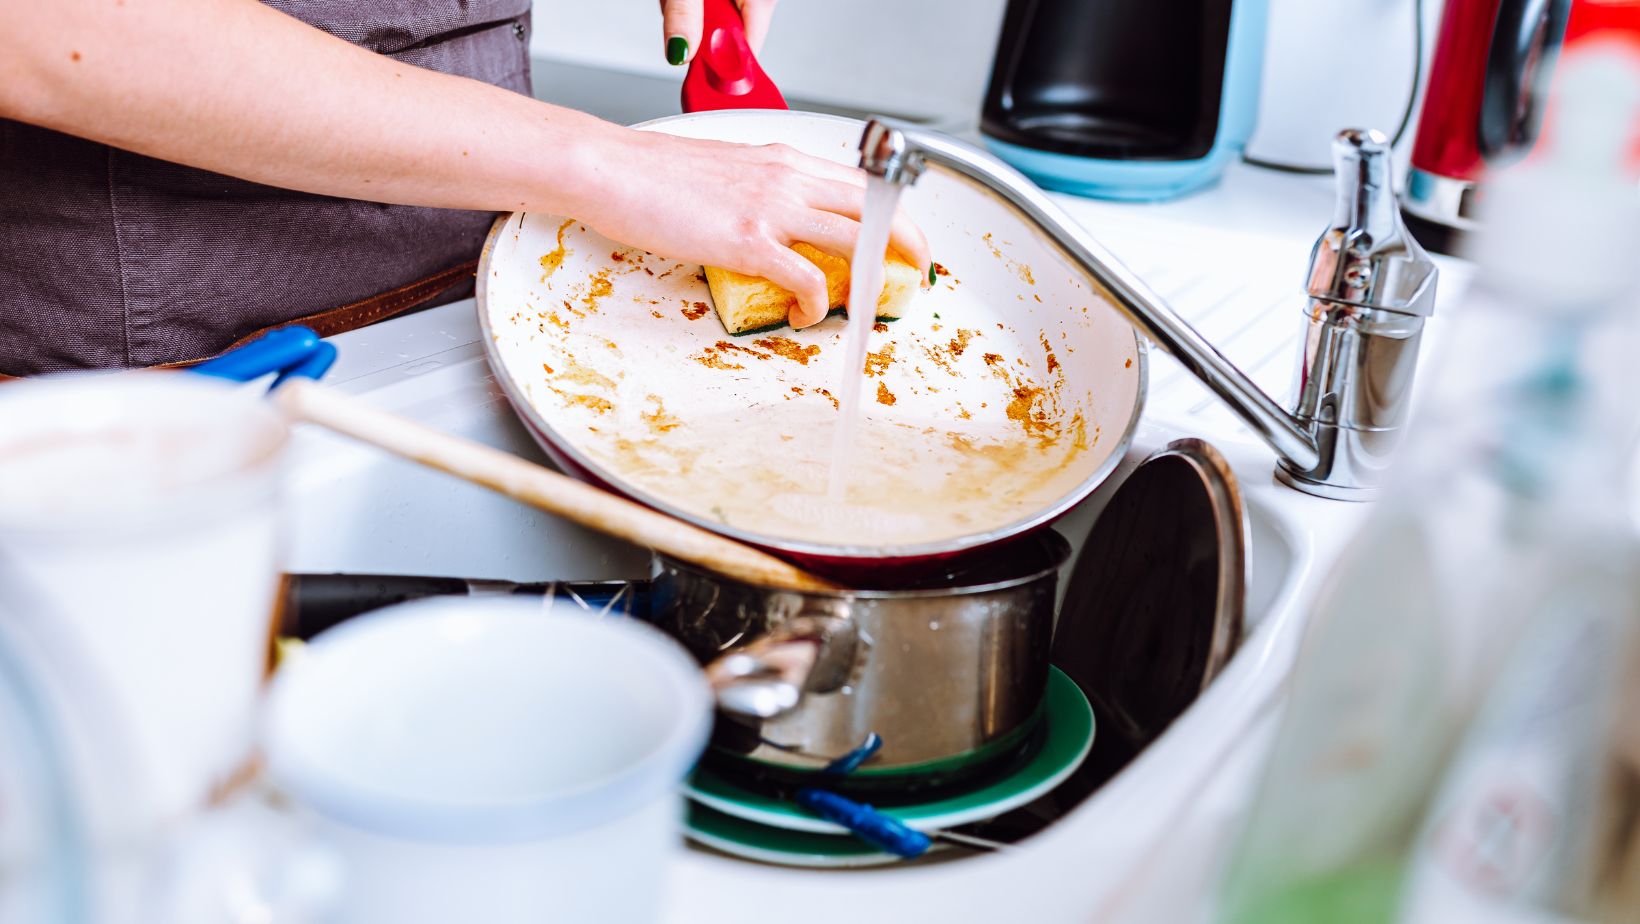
[795,789,930,859]
[191,326,333,390]
[271,341,338,389]
[822,733,883,776]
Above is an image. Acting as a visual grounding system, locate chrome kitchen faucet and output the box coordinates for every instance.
[859,122,1438,500]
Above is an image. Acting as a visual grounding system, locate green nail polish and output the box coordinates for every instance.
[928,264,937,286]
[666,35,688,65]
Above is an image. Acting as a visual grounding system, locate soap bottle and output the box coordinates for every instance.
[1393,56,1640,923]
[1212,47,1640,924]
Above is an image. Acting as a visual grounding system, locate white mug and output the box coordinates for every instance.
[262,597,712,923]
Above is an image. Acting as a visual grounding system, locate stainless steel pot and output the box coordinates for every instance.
[650,531,1071,790]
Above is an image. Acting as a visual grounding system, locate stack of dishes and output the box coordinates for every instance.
[682,667,1096,867]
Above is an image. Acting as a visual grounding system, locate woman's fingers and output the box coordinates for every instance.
[736,0,779,53]
[752,243,832,328]
[660,0,702,64]
[887,210,931,280]
[783,210,861,261]
[664,0,777,62]
[800,175,932,275]
[780,146,869,188]
[767,146,933,275]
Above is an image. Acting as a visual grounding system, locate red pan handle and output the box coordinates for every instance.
[680,0,789,112]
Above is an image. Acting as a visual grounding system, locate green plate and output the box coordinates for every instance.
[685,801,944,868]
[685,666,1094,836]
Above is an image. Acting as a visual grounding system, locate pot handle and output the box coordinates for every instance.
[704,614,853,720]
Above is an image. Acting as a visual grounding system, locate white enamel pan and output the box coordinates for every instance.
[475,111,1146,583]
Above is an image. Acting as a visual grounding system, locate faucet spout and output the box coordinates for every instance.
[861,119,1439,500]
[860,118,1324,479]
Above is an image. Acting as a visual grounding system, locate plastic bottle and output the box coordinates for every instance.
[1213,47,1640,924]
[1392,48,1640,924]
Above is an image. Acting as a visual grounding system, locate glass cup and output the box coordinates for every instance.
[0,371,286,828]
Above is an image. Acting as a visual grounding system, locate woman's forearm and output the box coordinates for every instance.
[1,0,931,326]
[0,0,618,217]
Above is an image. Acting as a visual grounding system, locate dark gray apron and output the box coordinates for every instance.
[0,0,532,376]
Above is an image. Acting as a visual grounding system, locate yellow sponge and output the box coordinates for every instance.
[705,243,922,335]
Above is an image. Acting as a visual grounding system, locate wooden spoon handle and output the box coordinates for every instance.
[274,380,841,593]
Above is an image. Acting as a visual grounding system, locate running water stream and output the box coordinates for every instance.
[825,175,902,505]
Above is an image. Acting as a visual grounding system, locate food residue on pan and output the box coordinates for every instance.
[1040,333,1060,374]
[873,322,889,333]
[548,388,613,415]
[982,232,1036,286]
[717,341,772,361]
[752,337,820,365]
[642,395,683,433]
[691,338,788,371]
[815,387,839,410]
[922,329,980,377]
[863,342,895,377]
[875,382,897,406]
[933,262,950,278]
[555,355,616,391]
[579,271,614,313]
[537,219,573,281]
[682,301,710,321]
[948,329,978,357]
[692,350,744,371]
[1006,385,1053,440]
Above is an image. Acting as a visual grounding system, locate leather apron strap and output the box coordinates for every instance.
[198,258,479,360]
[0,258,476,381]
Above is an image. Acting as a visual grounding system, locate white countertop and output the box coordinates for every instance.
[287,146,1470,923]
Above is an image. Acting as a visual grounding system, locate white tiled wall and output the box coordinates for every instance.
[532,0,1444,163]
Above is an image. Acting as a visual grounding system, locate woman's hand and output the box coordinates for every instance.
[571,127,931,329]
[660,0,779,64]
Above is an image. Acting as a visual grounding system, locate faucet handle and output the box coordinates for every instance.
[1305,128,1438,317]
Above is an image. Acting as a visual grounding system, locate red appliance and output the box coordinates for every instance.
[1405,0,1640,234]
